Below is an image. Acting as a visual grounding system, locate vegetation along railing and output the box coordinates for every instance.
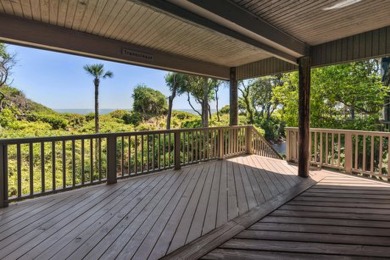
[0,126,280,207]
[286,127,390,180]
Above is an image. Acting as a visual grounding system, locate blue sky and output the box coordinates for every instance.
[6,44,230,110]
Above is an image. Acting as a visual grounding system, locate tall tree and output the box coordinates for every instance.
[238,80,254,124]
[185,76,219,127]
[0,43,16,110]
[83,64,113,133]
[165,73,186,129]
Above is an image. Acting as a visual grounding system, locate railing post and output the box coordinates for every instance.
[286,129,290,161]
[0,144,9,207]
[246,126,253,154]
[344,132,353,174]
[107,135,117,184]
[174,131,181,170]
[218,128,224,159]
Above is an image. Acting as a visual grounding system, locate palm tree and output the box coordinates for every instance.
[83,64,113,133]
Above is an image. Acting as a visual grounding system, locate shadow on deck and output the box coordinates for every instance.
[1,155,388,259]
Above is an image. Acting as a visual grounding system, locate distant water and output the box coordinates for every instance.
[54,108,216,115]
[54,109,129,115]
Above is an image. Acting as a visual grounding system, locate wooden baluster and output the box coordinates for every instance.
[319,133,323,166]
[174,131,181,170]
[219,128,224,159]
[98,138,102,181]
[53,141,57,190]
[89,139,93,183]
[0,144,8,207]
[355,134,358,170]
[379,136,383,175]
[141,135,144,173]
[29,143,33,196]
[121,136,124,177]
[158,134,161,170]
[344,132,352,173]
[107,135,117,184]
[17,144,21,198]
[72,140,76,187]
[127,135,131,176]
[363,135,366,172]
[41,142,45,193]
[370,135,374,174]
[135,135,138,174]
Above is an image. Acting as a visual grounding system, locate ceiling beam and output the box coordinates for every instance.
[183,0,308,57]
[0,15,230,80]
[138,0,298,64]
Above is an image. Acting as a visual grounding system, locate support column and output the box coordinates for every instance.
[229,67,238,126]
[298,56,311,178]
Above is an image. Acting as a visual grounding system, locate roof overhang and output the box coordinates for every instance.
[0,0,389,80]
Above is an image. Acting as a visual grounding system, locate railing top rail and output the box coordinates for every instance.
[0,125,251,145]
[285,127,390,136]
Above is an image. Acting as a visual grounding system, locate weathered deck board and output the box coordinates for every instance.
[0,155,301,260]
[204,173,390,259]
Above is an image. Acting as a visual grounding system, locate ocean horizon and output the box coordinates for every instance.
[54,108,213,115]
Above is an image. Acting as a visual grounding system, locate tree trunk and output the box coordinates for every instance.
[187,92,202,117]
[215,86,220,122]
[202,78,209,127]
[208,104,212,120]
[350,100,355,120]
[167,96,174,129]
[94,78,99,133]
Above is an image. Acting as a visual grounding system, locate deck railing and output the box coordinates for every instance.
[0,125,280,207]
[286,127,390,180]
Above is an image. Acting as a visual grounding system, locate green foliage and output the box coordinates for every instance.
[273,60,387,131]
[122,111,142,126]
[26,113,68,129]
[109,109,130,119]
[85,112,95,121]
[220,105,230,114]
[132,85,167,119]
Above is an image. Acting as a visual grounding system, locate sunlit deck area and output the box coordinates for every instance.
[1,154,389,259]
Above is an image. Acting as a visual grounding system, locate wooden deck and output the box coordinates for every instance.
[2,154,389,260]
[204,172,390,259]
[0,155,302,260]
